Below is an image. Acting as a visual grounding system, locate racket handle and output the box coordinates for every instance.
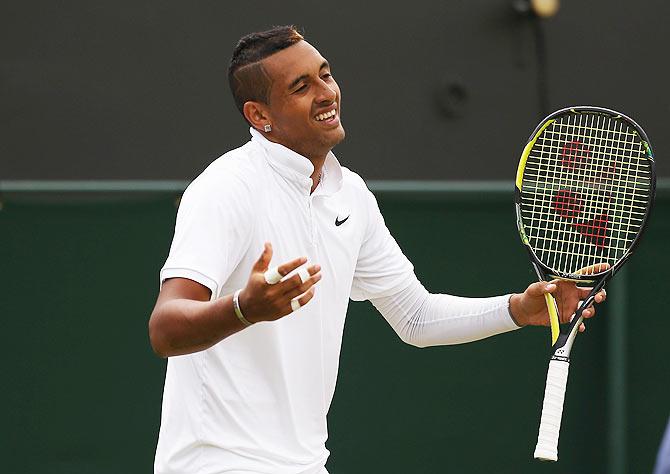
[534,359,570,462]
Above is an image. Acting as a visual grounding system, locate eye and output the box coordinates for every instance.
[294,84,308,93]
[322,72,333,80]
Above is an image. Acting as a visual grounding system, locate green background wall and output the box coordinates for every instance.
[1,184,668,473]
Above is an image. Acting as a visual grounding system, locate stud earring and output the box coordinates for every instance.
[264,124,272,132]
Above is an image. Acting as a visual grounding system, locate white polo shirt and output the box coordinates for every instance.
[154,128,414,474]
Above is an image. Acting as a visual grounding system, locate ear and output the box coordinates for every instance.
[243,101,271,133]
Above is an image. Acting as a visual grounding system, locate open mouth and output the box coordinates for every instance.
[315,105,338,123]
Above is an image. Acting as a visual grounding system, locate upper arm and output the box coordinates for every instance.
[148,278,213,356]
[150,277,211,327]
[350,188,414,301]
[155,277,212,306]
[161,166,255,298]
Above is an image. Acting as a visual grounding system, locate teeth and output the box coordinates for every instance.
[316,109,337,121]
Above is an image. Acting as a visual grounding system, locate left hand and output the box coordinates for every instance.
[509,280,607,332]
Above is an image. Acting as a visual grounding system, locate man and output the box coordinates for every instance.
[149,25,605,474]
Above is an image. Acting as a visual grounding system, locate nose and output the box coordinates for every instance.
[316,79,337,103]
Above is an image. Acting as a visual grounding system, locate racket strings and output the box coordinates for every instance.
[520,112,653,275]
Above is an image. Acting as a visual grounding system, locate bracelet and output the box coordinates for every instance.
[233,289,253,327]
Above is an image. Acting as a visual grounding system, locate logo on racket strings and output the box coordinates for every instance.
[561,140,590,169]
[561,140,617,179]
[552,190,609,249]
[551,137,619,250]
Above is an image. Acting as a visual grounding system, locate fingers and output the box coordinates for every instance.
[567,302,596,325]
[254,243,311,284]
[275,257,309,280]
[264,256,308,284]
[575,262,610,275]
[581,305,596,318]
[244,246,321,322]
[252,242,273,272]
[279,264,321,297]
[274,267,319,316]
[274,265,320,316]
[527,280,557,297]
[572,310,591,333]
[527,278,605,327]
[564,299,597,325]
[576,286,607,303]
[288,287,316,314]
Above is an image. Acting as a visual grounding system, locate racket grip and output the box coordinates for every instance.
[534,359,570,462]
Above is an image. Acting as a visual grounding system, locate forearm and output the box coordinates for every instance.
[371,278,520,348]
[149,295,247,357]
[149,248,321,358]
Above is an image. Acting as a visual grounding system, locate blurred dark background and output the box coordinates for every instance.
[2,1,669,473]
[2,0,668,180]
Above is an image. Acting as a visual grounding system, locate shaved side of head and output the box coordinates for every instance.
[231,61,274,110]
[228,26,304,120]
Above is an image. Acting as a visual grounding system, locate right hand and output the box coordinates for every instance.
[238,242,321,323]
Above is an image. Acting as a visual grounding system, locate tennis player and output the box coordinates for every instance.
[149,25,606,474]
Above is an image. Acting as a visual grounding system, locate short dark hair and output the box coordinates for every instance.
[228,25,304,118]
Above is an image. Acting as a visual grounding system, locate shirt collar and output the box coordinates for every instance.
[250,127,343,196]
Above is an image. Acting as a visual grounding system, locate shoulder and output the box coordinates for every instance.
[340,166,371,194]
[339,166,378,209]
[198,141,266,186]
[183,141,267,201]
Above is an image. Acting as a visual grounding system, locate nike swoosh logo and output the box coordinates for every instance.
[335,215,350,226]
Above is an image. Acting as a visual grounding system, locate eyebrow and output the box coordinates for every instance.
[287,61,330,90]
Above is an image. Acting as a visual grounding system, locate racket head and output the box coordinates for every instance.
[515,106,656,282]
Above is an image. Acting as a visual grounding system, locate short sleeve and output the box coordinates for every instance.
[160,169,254,298]
[350,188,414,301]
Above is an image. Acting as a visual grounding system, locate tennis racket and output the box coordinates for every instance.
[514,106,656,461]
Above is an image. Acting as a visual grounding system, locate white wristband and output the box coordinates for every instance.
[232,289,253,327]
[291,298,301,312]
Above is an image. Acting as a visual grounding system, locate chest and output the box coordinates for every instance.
[256,178,364,294]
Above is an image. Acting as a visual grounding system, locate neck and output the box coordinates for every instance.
[259,132,328,193]
[310,156,325,194]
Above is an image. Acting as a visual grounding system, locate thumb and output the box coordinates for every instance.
[528,280,556,297]
[252,242,273,272]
